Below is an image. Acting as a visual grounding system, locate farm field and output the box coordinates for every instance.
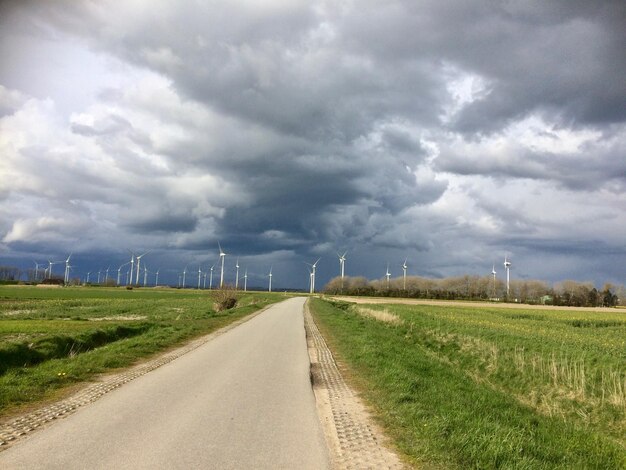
[0,286,283,418]
[310,297,626,469]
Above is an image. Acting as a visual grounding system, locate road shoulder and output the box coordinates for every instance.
[304,300,406,469]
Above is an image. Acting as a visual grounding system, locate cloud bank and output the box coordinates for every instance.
[1,0,625,288]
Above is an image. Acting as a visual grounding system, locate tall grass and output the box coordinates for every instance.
[310,298,626,469]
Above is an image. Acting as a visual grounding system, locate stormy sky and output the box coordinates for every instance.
[1,0,625,289]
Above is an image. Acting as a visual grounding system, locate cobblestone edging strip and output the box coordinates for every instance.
[0,305,271,449]
[304,302,405,470]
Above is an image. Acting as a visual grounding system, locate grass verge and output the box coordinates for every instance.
[0,286,284,418]
[310,297,626,469]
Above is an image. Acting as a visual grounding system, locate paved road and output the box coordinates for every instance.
[0,297,330,469]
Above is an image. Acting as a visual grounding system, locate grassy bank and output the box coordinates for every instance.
[0,286,284,417]
[310,298,626,469]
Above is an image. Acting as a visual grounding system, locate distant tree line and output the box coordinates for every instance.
[323,275,623,307]
[0,265,70,284]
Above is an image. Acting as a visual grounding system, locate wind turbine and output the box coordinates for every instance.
[338,251,347,291]
[117,262,129,286]
[63,254,72,284]
[33,261,43,282]
[385,263,391,289]
[491,264,497,298]
[128,252,135,285]
[203,271,207,289]
[244,268,248,292]
[182,266,187,289]
[268,266,273,292]
[105,266,110,285]
[504,256,511,297]
[402,259,408,290]
[306,258,320,294]
[218,242,226,288]
[235,258,240,290]
[97,269,102,284]
[47,259,59,279]
[309,269,314,294]
[86,271,91,284]
[197,266,202,289]
[135,251,149,285]
[143,265,149,287]
[209,264,214,290]
[155,269,160,287]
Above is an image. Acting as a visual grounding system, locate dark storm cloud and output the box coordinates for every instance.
[436,134,626,191]
[1,0,625,288]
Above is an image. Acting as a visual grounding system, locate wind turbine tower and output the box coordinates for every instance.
[63,254,72,285]
[268,266,273,292]
[197,266,202,289]
[402,259,408,290]
[47,259,58,280]
[491,265,497,298]
[129,253,135,285]
[244,268,248,292]
[33,261,43,282]
[338,252,347,290]
[218,243,226,288]
[155,269,160,287]
[504,257,512,297]
[385,263,391,289]
[182,266,187,289]
[308,259,320,294]
[235,258,240,290]
[135,251,149,285]
[209,265,214,290]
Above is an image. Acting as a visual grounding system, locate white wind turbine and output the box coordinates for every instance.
[491,264,497,298]
[105,266,110,285]
[47,259,60,279]
[218,242,226,288]
[86,272,91,284]
[244,268,248,292]
[135,251,149,285]
[209,264,215,290]
[338,251,347,290]
[504,256,512,297]
[33,261,43,282]
[182,266,187,289]
[117,262,129,286]
[63,253,72,285]
[155,269,160,287]
[235,258,240,290]
[402,259,408,290]
[268,266,273,292]
[203,271,207,289]
[308,267,314,294]
[197,266,202,289]
[385,263,391,289]
[128,252,135,285]
[143,265,149,287]
[306,258,320,294]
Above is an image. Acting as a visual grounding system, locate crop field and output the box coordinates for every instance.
[0,286,283,418]
[310,298,626,469]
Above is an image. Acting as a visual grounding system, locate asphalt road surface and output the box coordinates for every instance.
[0,297,330,469]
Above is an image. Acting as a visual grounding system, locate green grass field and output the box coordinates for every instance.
[0,286,284,417]
[310,298,626,469]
